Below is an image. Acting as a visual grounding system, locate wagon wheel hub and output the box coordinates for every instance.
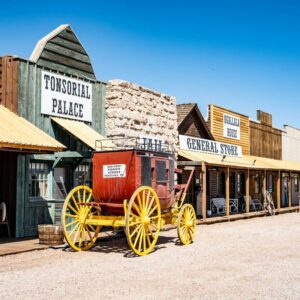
[142,216,151,225]
[185,220,193,228]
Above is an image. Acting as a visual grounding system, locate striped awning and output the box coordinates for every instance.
[0,105,65,152]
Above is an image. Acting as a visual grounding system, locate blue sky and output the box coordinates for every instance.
[0,0,299,128]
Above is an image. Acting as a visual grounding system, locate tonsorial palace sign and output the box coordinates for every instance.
[41,71,92,122]
[179,135,242,158]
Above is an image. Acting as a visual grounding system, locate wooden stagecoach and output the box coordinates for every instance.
[62,140,196,256]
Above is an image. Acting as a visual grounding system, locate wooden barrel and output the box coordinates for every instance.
[38,225,64,245]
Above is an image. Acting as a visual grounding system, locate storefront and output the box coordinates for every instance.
[178,104,300,220]
[0,25,110,237]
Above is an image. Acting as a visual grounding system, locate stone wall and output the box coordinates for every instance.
[105,80,178,149]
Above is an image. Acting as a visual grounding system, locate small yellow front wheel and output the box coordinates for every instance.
[125,186,161,256]
[177,203,196,245]
[62,185,101,251]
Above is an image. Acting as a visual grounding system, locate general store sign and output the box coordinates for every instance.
[223,113,240,140]
[179,135,242,158]
[103,164,126,178]
[41,71,92,122]
[139,135,165,152]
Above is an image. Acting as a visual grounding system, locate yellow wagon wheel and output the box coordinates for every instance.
[62,185,101,251]
[177,203,196,245]
[125,186,161,256]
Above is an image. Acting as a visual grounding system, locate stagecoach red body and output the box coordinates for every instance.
[92,149,175,215]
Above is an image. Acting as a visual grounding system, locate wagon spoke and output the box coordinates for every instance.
[146,228,152,246]
[142,227,146,252]
[85,225,93,241]
[73,226,80,245]
[129,220,143,227]
[148,204,158,216]
[68,221,80,237]
[147,226,156,239]
[65,213,76,219]
[86,192,92,204]
[71,195,80,212]
[146,196,155,214]
[77,190,82,202]
[130,223,142,238]
[65,219,78,228]
[137,193,143,212]
[132,202,142,216]
[67,203,79,215]
[138,227,144,252]
[133,225,143,248]
[142,189,146,210]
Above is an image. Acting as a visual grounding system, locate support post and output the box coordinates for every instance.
[226,167,230,217]
[263,171,267,210]
[246,169,250,214]
[288,172,292,208]
[277,170,281,211]
[298,174,300,213]
[201,162,207,221]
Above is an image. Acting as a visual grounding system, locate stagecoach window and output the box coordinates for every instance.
[156,160,167,185]
[29,162,50,198]
[74,164,91,187]
[141,156,152,186]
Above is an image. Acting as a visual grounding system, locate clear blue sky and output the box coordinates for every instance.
[1,0,299,128]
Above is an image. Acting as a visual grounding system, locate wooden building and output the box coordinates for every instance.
[250,110,282,160]
[177,103,214,215]
[0,24,108,237]
[178,103,300,221]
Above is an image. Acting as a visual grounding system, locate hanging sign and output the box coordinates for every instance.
[103,164,126,178]
[223,113,240,140]
[41,70,92,122]
[179,135,242,157]
[139,135,165,152]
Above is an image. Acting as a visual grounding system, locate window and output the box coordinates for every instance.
[268,175,273,192]
[294,176,299,192]
[156,160,167,185]
[218,172,225,195]
[29,162,50,198]
[254,174,260,194]
[74,164,91,187]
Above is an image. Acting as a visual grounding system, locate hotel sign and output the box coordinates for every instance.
[223,113,240,140]
[41,71,92,122]
[179,135,242,158]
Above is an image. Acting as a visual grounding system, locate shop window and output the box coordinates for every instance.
[29,162,50,198]
[218,172,225,196]
[254,174,260,194]
[294,177,299,192]
[156,160,167,185]
[74,164,92,187]
[268,175,273,192]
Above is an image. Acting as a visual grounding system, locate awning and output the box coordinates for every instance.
[0,105,65,152]
[178,149,300,172]
[51,117,115,150]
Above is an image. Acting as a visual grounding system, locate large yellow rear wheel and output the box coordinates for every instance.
[62,185,101,251]
[177,203,196,245]
[125,186,161,256]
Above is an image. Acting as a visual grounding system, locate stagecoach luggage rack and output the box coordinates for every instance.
[95,137,175,153]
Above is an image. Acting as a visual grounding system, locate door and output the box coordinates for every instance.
[281,176,289,207]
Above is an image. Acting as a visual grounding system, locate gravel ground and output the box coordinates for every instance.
[1,213,300,300]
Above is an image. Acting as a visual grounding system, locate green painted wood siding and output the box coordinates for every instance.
[17,59,106,135]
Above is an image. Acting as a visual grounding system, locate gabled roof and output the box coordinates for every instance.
[30,24,96,80]
[177,103,214,140]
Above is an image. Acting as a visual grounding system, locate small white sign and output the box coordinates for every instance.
[179,135,242,158]
[41,70,92,122]
[139,135,165,152]
[223,113,240,140]
[103,164,126,178]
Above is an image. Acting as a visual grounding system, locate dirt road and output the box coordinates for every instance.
[1,213,300,299]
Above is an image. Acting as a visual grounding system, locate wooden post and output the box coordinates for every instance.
[298,174,300,213]
[288,172,292,208]
[277,170,281,211]
[263,171,267,209]
[226,167,230,217]
[246,169,250,214]
[202,161,206,221]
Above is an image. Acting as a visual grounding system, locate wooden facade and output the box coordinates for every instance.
[250,110,282,160]
[0,24,106,237]
[208,104,250,155]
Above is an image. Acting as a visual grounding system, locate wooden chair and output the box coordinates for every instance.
[211,198,226,215]
[0,202,11,238]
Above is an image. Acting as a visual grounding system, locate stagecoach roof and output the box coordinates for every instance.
[0,105,65,152]
[51,117,115,150]
[178,149,300,172]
